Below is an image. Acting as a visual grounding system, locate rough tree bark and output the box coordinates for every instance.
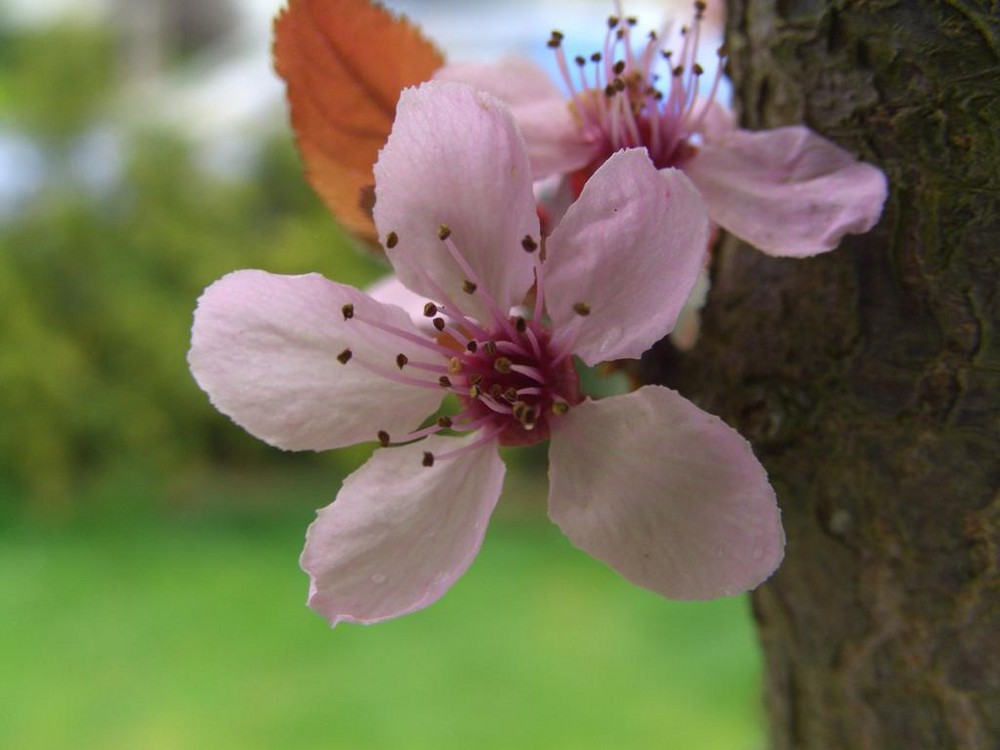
[643,0,999,747]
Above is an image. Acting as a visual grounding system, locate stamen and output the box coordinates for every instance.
[521,235,538,253]
[423,302,438,317]
[341,304,354,320]
[433,317,446,331]
[377,430,391,447]
[422,452,435,467]
[337,348,352,364]
[494,357,513,374]
[438,376,452,388]
[395,353,408,369]
[574,302,591,316]
[462,280,477,294]
[437,224,452,241]
[385,231,399,249]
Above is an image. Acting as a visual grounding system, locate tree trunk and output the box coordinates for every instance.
[645,1,1000,747]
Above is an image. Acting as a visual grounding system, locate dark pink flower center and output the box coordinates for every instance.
[549,2,724,190]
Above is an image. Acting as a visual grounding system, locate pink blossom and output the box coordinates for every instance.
[189,81,783,625]
[435,2,887,257]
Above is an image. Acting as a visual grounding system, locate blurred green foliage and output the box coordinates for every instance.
[0,23,388,516]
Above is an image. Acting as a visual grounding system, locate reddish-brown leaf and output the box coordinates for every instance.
[273,0,444,245]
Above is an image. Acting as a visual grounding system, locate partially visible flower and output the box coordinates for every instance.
[436,1,888,257]
[189,81,784,625]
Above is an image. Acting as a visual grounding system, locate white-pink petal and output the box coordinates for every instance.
[548,386,784,600]
[188,270,442,451]
[301,433,505,625]
[435,58,597,178]
[684,125,888,257]
[544,149,709,365]
[373,81,539,322]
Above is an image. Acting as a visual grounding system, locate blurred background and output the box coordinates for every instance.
[0,1,763,748]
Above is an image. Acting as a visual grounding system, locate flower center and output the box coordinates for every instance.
[453,320,580,447]
[548,2,724,189]
[338,226,581,464]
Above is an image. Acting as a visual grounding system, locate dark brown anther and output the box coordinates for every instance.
[336,348,353,364]
[438,375,452,388]
[422,452,435,467]
[627,16,638,26]
[462,279,477,294]
[648,30,657,41]
[607,15,619,29]
[494,357,513,374]
[466,340,478,353]
[513,401,536,426]
[395,353,408,370]
[604,84,617,98]
[437,224,452,240]
[717,44,728,57]
[546,30,564,48]
[515,317,527,333]
[613,78,626,92]
[423,302,438,317]
[616,28,624,40]
[469,373,484,386]
[502,387,518,403]
[693,63,704,76]
[437,415,453,429]
[574,55,586,66]
[385,231,399,249]
[673,65,685,77]
[590,52,602,63]
[341,304,355,320]
[573,302,591,316]
[694,1,707,17]
[483,341,498,357]
[521,235,538,253]
[613,60,626,75]
[433,317,446,331]
[377,430,390,447]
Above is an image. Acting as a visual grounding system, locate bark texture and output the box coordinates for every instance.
[644,0,1000,747]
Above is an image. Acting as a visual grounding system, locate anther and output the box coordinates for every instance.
[607,15,619,29]
[483,341,498,357]
[717,44,728,57]
[422,452,435,467]
[551,401,570,416]
[502,387,518,403]
[693,63,705,76]
[574,55,586,66]
[433,317,446,331]
[515,317,527,333]
[423,302,438,317]
[336,348,353,364]
[462,279,477,294]
[437,224,452,240]
[627,16,638,25]
[613,60,626,75]
[385,231,399,249]
[448,356,463,375]
[438,376,452,388]
[469,384,482,399]
[574,302,591,316]
[436,416,453,429]
[466,340,478,353]
[590,52,602,63]
[604,84,617,98]
[673,65,685,77]
[469,373,484,386]
[490,384,503,399]
[395,353,408,370]
[494,357,513,374]
[521,235,538,253]
[377,430,390,447]
[613,78,626,92]
[341,304,355,320]
[546,30,564,48]
[694,1,707,16]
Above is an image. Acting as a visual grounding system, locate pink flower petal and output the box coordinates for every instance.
[436,58,597,178]
[189,270,442,451]
[301,433,505,625]
[684,125,888,257]
[373,81,539,322]
[367,273,434,329]
[544,149,709,365]
[548,386,784,600]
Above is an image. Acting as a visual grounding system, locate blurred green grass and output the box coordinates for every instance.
[0,467,765,750]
